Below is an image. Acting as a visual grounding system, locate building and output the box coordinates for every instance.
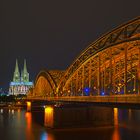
[9,59,33,95]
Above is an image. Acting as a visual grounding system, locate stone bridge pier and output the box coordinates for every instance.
[27,100,114,128]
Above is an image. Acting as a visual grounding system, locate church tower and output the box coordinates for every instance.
[21,59,29,82]
[9,59,33,95]
[13,59,20,82]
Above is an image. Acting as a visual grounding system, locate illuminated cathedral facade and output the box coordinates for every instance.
[9,59,33,95]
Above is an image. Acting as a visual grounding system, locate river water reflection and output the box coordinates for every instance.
[0,107,140,140]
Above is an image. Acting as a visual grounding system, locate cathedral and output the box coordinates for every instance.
[9,59,33,95]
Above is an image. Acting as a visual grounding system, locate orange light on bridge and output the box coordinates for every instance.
[27,101,31,106]
[44,106,54,128]
[17,101,21,105]
[27,101,31,112]
[45,106,53,113]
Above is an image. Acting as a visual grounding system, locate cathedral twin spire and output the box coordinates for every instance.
[9,59,33,95]
[13,59,29,82]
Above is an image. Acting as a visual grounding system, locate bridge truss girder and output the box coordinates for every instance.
[59,39,140,97]
[56,17,140,97]
[28,17,140,98]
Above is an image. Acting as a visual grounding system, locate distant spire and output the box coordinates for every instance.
[13,59,20,82]
[15,59,19,73]
[22,59,29,82]
[23,59,28,73]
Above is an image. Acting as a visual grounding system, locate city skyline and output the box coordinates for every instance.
[0,0,139,91]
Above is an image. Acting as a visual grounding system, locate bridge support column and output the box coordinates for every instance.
[124,46,128,94]
[82,66,85,96]
[104,67,106,95]
[130,54,133,93]
[44,105,114,128]
[75,73,78,95]
[44,106,54,128]
[89,60,92,96]
[97,55,101,95]
[109,48,113,95]
[138,46,140,94]
[27,101,32,112]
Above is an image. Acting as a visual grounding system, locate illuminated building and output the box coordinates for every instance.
[9,59,33,95]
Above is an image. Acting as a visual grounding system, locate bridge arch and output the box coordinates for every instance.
[32,70,57,97]
[56,17,140,96]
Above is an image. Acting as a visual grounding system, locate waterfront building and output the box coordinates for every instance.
[9,59,33,95]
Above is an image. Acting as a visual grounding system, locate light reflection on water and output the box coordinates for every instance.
[25,112,33,139]
[40,132,54,140]
[0,109,3,114]
[114,108,118,126]
[40,132,48,140]
[112,108,120,140]
[11,109,14,115]
[128,109,132,121]
[0,107,140,140]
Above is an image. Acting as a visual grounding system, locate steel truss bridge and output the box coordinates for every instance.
[28,17,140,104]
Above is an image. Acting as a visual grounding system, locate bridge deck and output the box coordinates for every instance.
[27,95,140,104]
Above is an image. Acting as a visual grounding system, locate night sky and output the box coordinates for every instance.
[0,0,139,91]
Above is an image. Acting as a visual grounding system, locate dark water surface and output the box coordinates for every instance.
[0,107,140,140]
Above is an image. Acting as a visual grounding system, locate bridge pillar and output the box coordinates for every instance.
[89,60,92,96]
[44,105,114,128]
[44,106,54,128]
[82,66,84,96]
[124,46,128,94]
[109,48,113,95]
[27,101,32,112]
[138,46,140,94]
[97,55,101,95]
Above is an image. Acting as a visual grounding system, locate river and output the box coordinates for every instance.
[0,107,140,140]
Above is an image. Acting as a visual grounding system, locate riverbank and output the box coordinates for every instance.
[0,102,26,109]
